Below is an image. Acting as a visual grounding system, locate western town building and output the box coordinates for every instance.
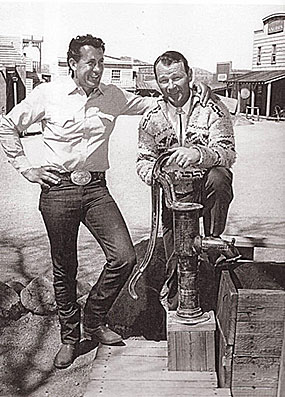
[225,12,285,118]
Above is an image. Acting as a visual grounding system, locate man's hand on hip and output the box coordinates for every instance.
[166,147,200,168]
[21,165,61,191]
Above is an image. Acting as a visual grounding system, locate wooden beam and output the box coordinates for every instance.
[223,235,285,250]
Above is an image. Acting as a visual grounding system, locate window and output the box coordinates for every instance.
[271,44,276,64]
[257,46,261,65]
[111,69,121,81]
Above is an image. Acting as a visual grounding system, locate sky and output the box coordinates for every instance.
[0,0,284,72]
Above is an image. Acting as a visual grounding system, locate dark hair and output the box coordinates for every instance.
[153,51,190,79]
[67,34,105,75]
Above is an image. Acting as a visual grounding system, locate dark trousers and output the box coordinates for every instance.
[39,178,136,344]
[161,167,233,303]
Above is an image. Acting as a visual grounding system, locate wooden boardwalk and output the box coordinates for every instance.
[84,340,231,397]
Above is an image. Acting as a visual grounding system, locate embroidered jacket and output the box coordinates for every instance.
[136,93,236,186]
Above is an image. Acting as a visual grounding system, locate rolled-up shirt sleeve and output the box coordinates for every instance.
[0,84,46,173]
[110,86,157,116]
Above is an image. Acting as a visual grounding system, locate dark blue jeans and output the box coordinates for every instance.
[39,178,136,344]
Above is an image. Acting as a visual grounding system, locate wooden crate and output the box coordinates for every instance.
[216,267,285,397]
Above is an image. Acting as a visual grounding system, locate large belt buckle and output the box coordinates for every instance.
[70,170,92,186]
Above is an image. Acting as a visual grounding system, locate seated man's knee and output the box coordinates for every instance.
[206,167,233,195]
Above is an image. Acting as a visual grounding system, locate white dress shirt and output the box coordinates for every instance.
[0,76,155,173]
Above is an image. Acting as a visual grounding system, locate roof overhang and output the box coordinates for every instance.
[262,13,285,24]
[227,70,285,85]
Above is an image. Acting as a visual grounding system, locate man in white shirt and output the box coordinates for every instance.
[137,50,236,310]
[0,37,210,369]
[0,34,158,370]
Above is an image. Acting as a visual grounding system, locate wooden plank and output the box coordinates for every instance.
[218,331,233,388]
[237,290,285,322]
[90,354,217,384]
[206,331,216,372]
[231,387,277,397]
[254,247,285,263]
[237,309,284,323]
[234,331,283,357]
[96,345,167,359]
[126,340,168,348]
[277,319,285,397]
[232,356,280,387]
[191,331,207,371]
[176,331,192,371]
[216,271,238,345]
[168,332,177,370]
[237,289,285,307]
[235,320,284,336]
[85,380,232,397]
[223,235,285,249]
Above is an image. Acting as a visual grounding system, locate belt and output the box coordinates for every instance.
[54,170,105,186]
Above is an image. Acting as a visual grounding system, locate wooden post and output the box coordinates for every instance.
[237,89,241,114]
[167,310,216,371]
[277,312,285,397]
[250,89,255,117]
[266,82,272,118]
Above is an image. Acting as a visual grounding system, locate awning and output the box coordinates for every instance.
[136,79,160,91]
[209,82,227,91]
[227,70,285,84]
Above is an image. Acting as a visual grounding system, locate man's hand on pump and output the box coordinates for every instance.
[165,146,201,169]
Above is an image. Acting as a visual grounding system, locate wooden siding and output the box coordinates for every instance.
[252,31,285,70]
[217,269,285,397]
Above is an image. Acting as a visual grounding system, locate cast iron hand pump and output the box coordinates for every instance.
[128,152,240,324]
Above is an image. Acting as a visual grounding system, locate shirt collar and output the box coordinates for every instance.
[64,75,105,96]
[166,93,192,117]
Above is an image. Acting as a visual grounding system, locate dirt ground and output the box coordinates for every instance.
[0,116,284,396]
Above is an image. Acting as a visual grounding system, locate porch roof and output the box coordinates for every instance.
[136,79,160,91]
[0,45,24,67]
[227,70,285,84]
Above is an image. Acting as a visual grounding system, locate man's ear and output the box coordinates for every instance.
[69,58,77,73]
[187,68,193,82]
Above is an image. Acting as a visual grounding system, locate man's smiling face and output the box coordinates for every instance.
[156,60,192,108]
[70,45,104,95]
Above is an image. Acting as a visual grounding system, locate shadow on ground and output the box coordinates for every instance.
[0,233,99,397]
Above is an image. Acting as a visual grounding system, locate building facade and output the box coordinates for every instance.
[226,12,285,118]
[252,13,285,71]
[0,35,26,114]
[0,35,46,115]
